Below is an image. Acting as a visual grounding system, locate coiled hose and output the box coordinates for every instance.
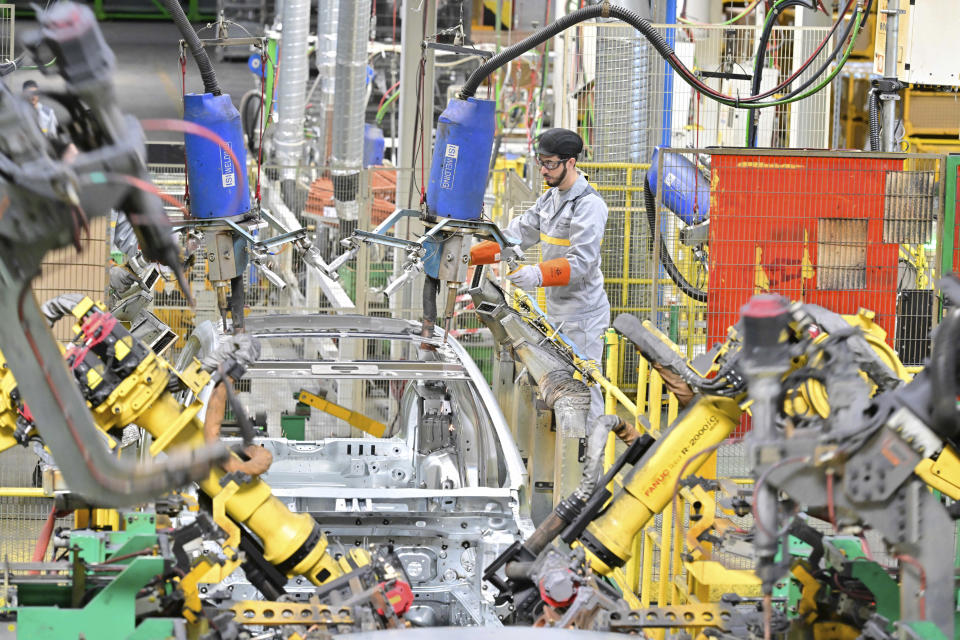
[643,178,707,303]
[162,0,221,96]
[868,88,882,151]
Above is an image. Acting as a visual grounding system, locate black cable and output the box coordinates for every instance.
[775,0,866,100]
[747,0,870,145]
[643,178,707,303]
[753,0,867,146]
[238,89,262,154]
[459,5,674,101]
[745,6,781,146]
[162,0,221,96]
[930,309,960,441]
[458,3,855,112]
[746,0,812,147]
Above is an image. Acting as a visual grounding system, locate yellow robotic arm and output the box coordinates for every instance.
[576,305,910,576]
[6,297,344,587]
[578,395,742,573]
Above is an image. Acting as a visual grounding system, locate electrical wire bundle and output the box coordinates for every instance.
[458,2,869,117]
[745,0,872,146]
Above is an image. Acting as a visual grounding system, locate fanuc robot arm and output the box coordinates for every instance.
[0,297,416,634]
[572,298,911,578]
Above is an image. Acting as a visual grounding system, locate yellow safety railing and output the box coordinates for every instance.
[0,487,49,498]
[579,162,652,317]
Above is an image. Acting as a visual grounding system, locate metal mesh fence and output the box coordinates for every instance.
[560,22,834,155]
[658,149,943,361]
[33,217,110,341]
[0,4,12,64]
[621,148,944,604]
[0,453,71,563]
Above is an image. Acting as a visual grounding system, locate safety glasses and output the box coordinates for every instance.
[535,156,567,171]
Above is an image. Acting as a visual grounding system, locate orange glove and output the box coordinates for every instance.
[539,257,571,286]
[469,240,501,265]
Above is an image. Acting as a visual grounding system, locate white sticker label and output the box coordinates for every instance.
[441,144,459,190]
[220,142,236,189]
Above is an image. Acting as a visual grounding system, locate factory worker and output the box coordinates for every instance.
[471,128,610,421]
[22,79,78,161]
[22,80,60,141]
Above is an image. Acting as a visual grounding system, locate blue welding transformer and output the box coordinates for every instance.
[183,92,251,219]
[427,97,495,221]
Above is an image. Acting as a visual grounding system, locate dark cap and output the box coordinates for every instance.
[534,128,583,159]
[22,80,38,95]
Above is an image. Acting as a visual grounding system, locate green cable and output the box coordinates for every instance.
[740,7,863,144]
[742,0,788,145]
[376,90,399,125]
[677,0,761,26]
[15,56,57,70]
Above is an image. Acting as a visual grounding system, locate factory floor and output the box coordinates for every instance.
[14,18,256,143]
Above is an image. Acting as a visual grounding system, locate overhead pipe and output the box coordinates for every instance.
[330,0,372,228]
[315,0,339,163]
[274,0,312,177]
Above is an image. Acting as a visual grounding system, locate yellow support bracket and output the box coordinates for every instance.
[915,445,960,501]
[180,479,243,622]
[609,566,642,609]
[297,390,386,438]
[148,398,203,457]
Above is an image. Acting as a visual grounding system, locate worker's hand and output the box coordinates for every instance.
[508,264,542,290]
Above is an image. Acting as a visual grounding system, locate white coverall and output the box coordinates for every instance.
[33,102,59,141]
[503,173,611,421]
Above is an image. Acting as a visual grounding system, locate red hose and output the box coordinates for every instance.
[28,503,59,574]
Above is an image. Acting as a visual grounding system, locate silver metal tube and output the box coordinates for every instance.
[315,0,339,165]
[330,0,371,221]
[881,0,899,152]
[575,414,621,501]
[748,376,781,593]
[392,0,436,325]
[274,0,311,175]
